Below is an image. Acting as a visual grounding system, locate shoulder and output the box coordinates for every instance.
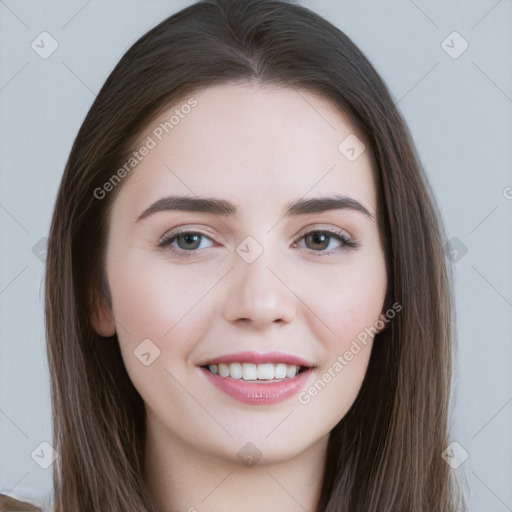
[0,493,42,511]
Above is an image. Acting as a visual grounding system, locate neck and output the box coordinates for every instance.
[143,413,328,512]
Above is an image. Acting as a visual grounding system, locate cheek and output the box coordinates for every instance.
[294,262,386,429]
[106,252,220,361]
[106,254,223,420]
[294,248,386,410]
[300,250,387,348]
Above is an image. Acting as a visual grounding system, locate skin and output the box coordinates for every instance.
[92,82,388,512]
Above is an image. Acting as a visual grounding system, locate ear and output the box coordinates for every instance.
[89,280,116,337]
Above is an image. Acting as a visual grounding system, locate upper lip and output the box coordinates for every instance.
[199,350,315,368]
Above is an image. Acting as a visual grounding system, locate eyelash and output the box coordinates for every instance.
[158,227,358,257]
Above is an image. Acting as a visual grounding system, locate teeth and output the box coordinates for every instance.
[229,362,242,379]
[218,363,230,377]
[206,362,302,380]
[257,363,274,380]
[274,363,287,379]
[242,363,258,380]
[286,364,298,378]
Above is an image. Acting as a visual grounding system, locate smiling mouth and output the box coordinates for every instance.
[202,362,308,381]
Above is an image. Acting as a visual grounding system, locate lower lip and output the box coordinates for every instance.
[200,367,314,405]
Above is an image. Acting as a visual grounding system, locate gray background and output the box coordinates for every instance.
[1,1,511,510]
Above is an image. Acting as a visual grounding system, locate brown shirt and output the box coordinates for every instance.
[0,494,42,511]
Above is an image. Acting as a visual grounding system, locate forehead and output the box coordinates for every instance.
[117,83,377,217]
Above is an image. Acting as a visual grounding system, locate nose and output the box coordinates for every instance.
[222,246,297,330]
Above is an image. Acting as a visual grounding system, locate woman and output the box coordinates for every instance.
[42,0,466,510]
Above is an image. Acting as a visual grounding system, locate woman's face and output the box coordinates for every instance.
[93,83,387,465]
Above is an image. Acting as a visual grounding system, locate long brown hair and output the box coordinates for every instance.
[45,0,466,510]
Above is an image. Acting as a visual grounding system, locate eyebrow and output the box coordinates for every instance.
[136,194,374,223]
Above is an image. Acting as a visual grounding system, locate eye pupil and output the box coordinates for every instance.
[178,233,201,250]
[306,232,329,251]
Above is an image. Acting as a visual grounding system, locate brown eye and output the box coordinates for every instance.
[304,232,331,251]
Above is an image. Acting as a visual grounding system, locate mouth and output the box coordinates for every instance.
[198,351,315,405]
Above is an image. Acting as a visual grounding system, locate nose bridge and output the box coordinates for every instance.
[222,236,297,328]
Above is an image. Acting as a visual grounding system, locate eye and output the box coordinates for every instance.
[158,227,357,257]
[293,228,357,253]
[158,230,214,254]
